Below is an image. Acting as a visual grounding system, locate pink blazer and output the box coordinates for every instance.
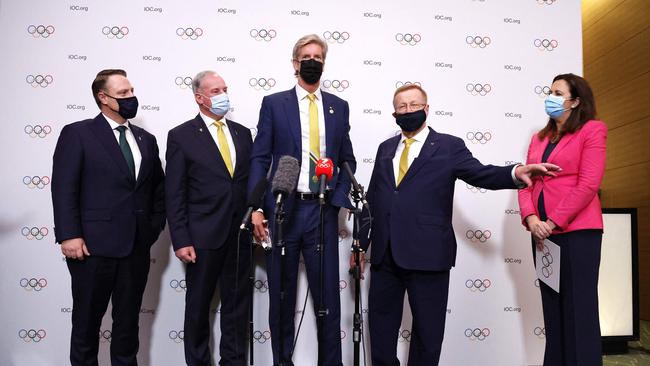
[518,120,607,233]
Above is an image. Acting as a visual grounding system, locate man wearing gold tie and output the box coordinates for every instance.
[165,71,253,365]
[350,84,560,366]
[248,34,356,366]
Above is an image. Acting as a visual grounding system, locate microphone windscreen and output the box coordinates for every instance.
[315,158,334,181]
[247,179,269,207]
[271,155,300,195]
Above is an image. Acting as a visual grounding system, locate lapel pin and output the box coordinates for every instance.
[329,106,334,114]
[199,128,203,132]
[138,136,142,141]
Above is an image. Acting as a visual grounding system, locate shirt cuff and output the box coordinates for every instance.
[511,164,527,189]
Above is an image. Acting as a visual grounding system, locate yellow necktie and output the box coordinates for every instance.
[213,120,234,177]
[397,138,415,185]
[307,94,320,192]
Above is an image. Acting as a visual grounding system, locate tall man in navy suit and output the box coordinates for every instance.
[350,84,559,366]
[165,71,253,366]
[52,69,165,366]
[248,34,356,366]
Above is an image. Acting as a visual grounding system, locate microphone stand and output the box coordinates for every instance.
[317,187,327,366]
[246,226,255,365]
[349,184,367,366]
[274,201,287,366]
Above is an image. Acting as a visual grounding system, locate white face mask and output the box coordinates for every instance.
[201,92,230,116]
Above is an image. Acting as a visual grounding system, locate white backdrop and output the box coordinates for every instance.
[0,1,582,365]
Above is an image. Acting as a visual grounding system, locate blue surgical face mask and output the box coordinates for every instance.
[203,93,230,116]
[544,94,571,119]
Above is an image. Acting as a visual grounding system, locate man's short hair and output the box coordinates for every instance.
[91,69,127,107]
[292,34,328,61]
[192,70,217,94]
[393,84,428,104]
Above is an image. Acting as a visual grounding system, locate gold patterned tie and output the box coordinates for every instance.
[307,94,320,192]
[397,138,415,185]
[213,120,234,177]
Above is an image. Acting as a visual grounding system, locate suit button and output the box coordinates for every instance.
[393,190,398,195]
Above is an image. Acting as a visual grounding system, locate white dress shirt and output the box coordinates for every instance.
[392,126,430,186]
[295,84,326,192]
[200,111,237,171]
[103,114,142,180]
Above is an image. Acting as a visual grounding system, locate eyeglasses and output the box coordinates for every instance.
[395,103,427,113]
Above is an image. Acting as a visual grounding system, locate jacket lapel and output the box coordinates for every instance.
[382,135,401,189]
[191,115,230,177]
[546,132,577,163]
[226,119,243,178]
[322,91,336,157]
[130,124,151,188]
[399,127,440,186]
[90,114,135,185]
[283,88,302,154]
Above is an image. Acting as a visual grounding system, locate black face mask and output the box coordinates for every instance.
[105,94,139,120]
[395,109,427,132]
[299,59,323,85]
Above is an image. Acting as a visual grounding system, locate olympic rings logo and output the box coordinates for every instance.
[26,74,53,88]
[465,327,490,341]
[24,125,52,138]
[466,230,492,243]
[338,229,349,243]
[395,81,421,89]
[537,0,556,4]
[398,329,411,342]
[20,278,47,291]
[174,76,193,89]
[27,25,55,38]
[21,227,49,240]
[249,78,276,91]
[466,35,491,48]
[176,27,203,40]
[540,245,554,278]
[19,329,46,342]
[465,278,491,292]
[534,278,540,288]
[465,183,487,194]
[466,131,492,144]
[169,279,186,292]
[99,330,112,343]
[250,29,276,42]
[169,330,184,343]
[321,79,349,92]
[339,280,348,292]
[254,279,269,293]
[534,85,551,98]
[101,26,129,39]
[465,83,492,96]
[534,326,546,338]
[395,33,421,46]
[534,38,558,51]
[323,31,350,44]
[340,330,347,340]
[250,127,258,139]
[253,330,271,343]
[23,176,50,189]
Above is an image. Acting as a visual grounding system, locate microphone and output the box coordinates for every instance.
[342,161,369,210]
[272,156,300,215]
[240,179,269,230]
[315,158,334,205]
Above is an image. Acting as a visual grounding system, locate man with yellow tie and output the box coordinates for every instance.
[350,84,560,366]
[248,34,356,366]
[165,70,253,365]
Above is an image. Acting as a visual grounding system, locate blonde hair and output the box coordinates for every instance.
[292,34,328,61]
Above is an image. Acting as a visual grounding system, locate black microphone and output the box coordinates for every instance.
[240,179,269,230]
[342,161,369,210]
[272,156,300,215]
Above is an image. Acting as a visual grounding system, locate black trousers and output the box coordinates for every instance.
[183,226,251,366]
[533,229,603,366]
[67,247,150,366]
[368,246,450,366]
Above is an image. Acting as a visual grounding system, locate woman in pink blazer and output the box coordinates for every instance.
[518,73,607,366]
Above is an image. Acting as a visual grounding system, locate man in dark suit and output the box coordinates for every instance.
[248,34,356,366]
[166,70,253,366]
[350,84,559,366]
[52,69,165,366]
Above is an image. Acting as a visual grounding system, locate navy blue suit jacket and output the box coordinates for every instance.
[360,127,517,271]
[51,114,165,257]
[165,115,252,251]
[247,87,356,215]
